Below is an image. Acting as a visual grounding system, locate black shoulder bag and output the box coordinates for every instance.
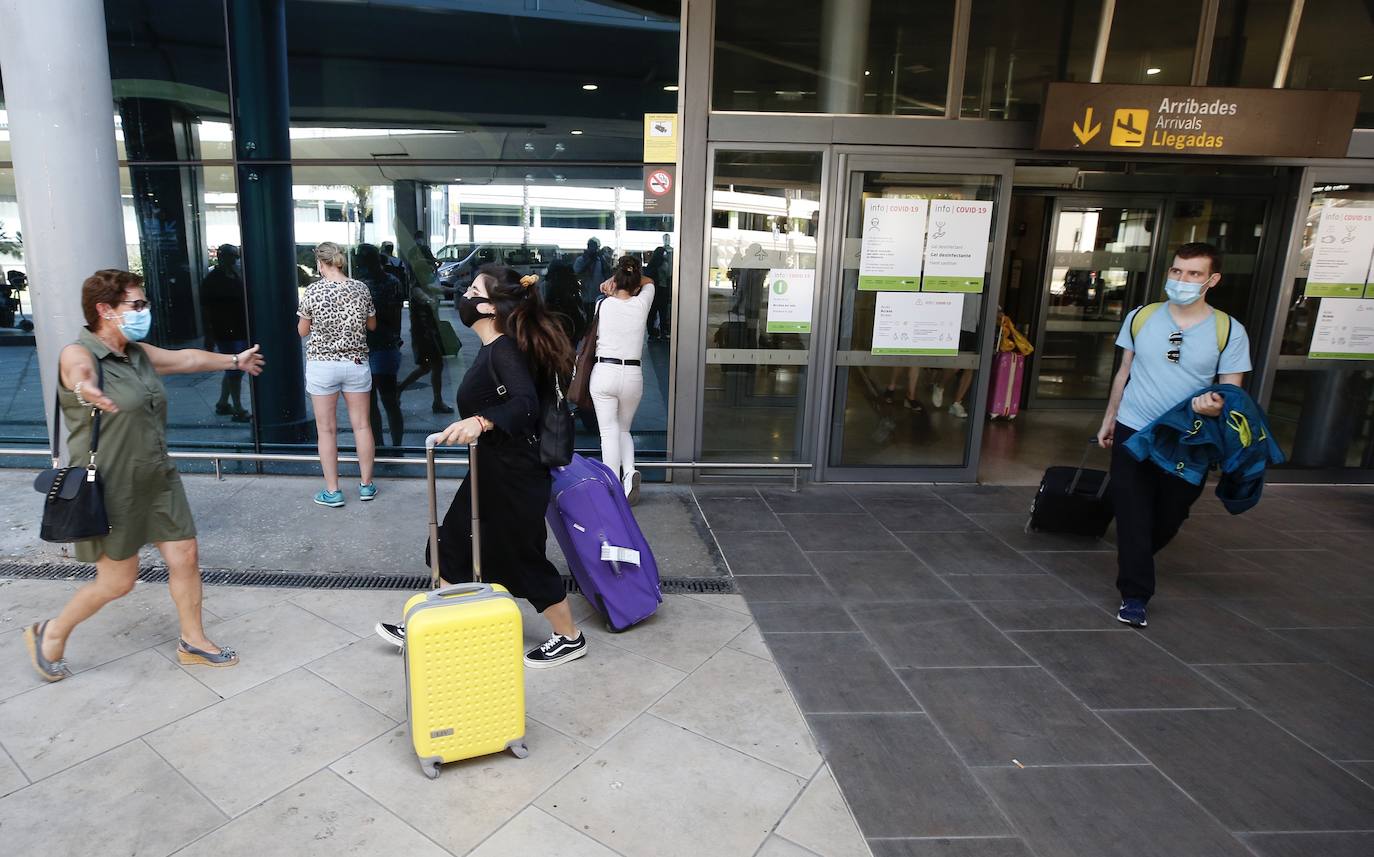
[32,359,111,543]
[486,354,575,468]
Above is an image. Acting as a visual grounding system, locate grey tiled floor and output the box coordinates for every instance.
[0,584,869,857]
[719,483,1374,857]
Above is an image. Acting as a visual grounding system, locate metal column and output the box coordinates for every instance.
[0,0,127,442]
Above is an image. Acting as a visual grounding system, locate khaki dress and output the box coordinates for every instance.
[61,329,195,562]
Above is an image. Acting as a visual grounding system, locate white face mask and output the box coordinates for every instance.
[1164,279,1205,306]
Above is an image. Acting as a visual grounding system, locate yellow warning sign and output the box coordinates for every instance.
[1110,109,1149,147]
[643,113,678,163]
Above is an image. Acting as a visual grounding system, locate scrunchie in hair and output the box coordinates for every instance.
[519,274,539,288]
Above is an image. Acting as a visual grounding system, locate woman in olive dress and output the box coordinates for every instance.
[23,269,265,682]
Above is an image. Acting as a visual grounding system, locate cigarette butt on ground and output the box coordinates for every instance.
[1013,759,1025,769]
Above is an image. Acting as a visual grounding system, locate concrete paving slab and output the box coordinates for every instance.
[0,740,225,857]
[536,713,805,857]
[775,765,872,857]
[0,648,219,780]
[334,719,589,856]
[0,745,27,798]
[651,647,821,777]
[580,593,752,673]
[306,637,407,722]
[725,622,773,660]
[467,806,620,857]
[524,637,685,748]
[146,669,394,817]
[170,600,359,697]
[172,769,450,857]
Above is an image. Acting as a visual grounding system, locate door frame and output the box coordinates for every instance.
[810,149,1016,483]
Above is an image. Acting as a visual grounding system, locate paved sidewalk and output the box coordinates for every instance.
[0,581,868,857]
[719,482,1374,857]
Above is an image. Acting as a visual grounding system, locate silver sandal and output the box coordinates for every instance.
[23,620,72,682]
[177,639,239,668]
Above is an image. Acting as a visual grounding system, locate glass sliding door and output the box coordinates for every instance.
[1032,201,1161,406]
[818,155,1010,480]
[701,150,824,463]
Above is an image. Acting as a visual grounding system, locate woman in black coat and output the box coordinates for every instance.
[375,264,585,669]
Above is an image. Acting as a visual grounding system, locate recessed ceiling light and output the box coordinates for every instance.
[864,70,871,76]
[570,129,584,135]
[1361,74,1374,81]
[582,83,598,91]
[1146,67,1162,75]
[663,84,679,92]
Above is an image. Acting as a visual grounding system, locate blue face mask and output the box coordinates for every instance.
[1164,278,1206,306]
[118,308,153,342]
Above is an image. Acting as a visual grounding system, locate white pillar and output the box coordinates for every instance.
[0,0,126,438]
[820,0,871,113]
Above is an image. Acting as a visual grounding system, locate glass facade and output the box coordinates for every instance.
[1288,0,1374,128]
[1270,182,1374,472]
[713,0,955,115]
[1209,0,1292,88]
[1101,0,1203,86]
[0,0,680,461]
[962,0,1100,120]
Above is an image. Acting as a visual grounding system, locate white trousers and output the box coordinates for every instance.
[589,362,644,480]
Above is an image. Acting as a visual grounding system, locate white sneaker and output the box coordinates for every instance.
[950,401,968,419]
[932,386,944,409]
[623,470,641,505]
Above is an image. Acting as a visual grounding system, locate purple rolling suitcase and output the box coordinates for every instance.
[547,454,662,632]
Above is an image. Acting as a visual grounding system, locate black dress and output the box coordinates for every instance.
[430,335,565,611]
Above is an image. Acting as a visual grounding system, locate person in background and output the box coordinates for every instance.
[411,229,438,273]
[24,269,265,681]
[380,240,413,291]
[356,243,407,448]
[298,241,379,507]
[644,245,671,340]
[543,257,589,347]
[398,270,454,414]
[592,255,654,503]
[1097,242,1252,628]
[199,244,251,422]
[375,265,587,669]
[573,237,611,317]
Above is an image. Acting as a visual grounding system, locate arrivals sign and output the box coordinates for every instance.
[1038,83,1358,158]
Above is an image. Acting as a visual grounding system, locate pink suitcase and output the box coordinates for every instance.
[986,352,1025,420]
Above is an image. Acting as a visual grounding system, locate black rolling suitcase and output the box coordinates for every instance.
[1027,440,1114,538]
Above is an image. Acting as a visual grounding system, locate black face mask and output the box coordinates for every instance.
[458,295,494,328]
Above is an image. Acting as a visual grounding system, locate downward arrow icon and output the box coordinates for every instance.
[1073,107,1102,144]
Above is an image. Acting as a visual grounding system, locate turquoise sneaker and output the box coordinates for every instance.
[313,489,345,508]
[359,482,378,502]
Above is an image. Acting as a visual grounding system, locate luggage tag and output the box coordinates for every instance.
[600,544,641,566]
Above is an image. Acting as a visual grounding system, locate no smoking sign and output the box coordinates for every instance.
[643,165,676,213]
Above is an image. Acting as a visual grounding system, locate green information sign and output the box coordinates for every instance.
[858,275,921,291]
[1307,282,1367,298]
[922,275,985,293]
[872,347,959,356]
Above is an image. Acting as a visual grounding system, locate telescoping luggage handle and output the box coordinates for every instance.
[425,432,483,590]
[1069,437,1110,499]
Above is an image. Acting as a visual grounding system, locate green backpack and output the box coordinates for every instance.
[1129,302,1232,357]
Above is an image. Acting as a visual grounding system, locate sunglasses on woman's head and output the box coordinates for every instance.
[1167,330,1183,364]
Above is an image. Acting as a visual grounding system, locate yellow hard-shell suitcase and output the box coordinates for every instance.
[404,434,528,779]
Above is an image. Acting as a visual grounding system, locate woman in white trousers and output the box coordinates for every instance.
[592,255,655,504]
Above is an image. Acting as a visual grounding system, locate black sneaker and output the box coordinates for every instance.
[374,622,405,648]
[524,632,587,669]
[1116,598,1148,628]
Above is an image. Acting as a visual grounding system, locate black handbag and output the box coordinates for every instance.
[486,357,575,468]
[538,373,575,468]
[33,359,111,543]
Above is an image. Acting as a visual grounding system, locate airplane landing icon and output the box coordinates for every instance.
[1110,109,1148,147]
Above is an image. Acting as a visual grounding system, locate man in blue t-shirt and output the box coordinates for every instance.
[1096,242,1252,628]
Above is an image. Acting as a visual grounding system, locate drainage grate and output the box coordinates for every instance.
[0,561,735,595]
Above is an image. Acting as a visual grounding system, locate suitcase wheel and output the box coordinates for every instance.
[420,758,440,780]
[1007,414,1017,421]
[508,740,529,759]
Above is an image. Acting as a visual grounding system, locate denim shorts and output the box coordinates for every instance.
[305,359,372,395]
